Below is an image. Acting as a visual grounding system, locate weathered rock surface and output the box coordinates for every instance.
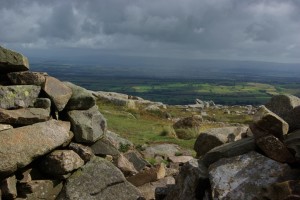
[64,82,96,110]
[209,151,292,200]
[0,107,50,125]
[0,46,29,72]
[68,142,94,163]
[68,105,106,143]
[194,126,248,157]
[57,157,141,200]
[43,76,72,111]
[286,106,300,132]
[251,106,289,140]
[165,159,209,200]
[255,180,300,200]
[256,134,295,163]
[265,94,300,121]
[34,98,51,112]
[7,71,46,86]
[39,150,84,176]
[0,85,41,109]
[90,138,120,156]
[18,180,63,200]
[0,120,70,178]
[201,137,256,167]
[0,175,17,199]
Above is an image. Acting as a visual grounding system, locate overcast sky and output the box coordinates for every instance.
[1,0,300,63]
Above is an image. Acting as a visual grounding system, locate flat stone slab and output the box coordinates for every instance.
[0,107,50,125]
[0,46,29,72]
[0,85,41,109]
[0,120,70,178]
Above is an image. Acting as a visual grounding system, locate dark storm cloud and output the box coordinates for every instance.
[1,0,300,62]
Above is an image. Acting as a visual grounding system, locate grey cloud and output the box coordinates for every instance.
[0,0,300,62]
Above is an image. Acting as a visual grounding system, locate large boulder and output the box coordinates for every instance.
[0,107,50,125]
[251,106,289,140]
[194,126,248,157]
[64,82,96,110]
[43,76,72,111]
[209,151,292,200]
[0,46,29,72]
[0,85,41,109]
[68,105,106,143]
[165,159,209,200]
[0,120,70,178]
[38,150,84,176]
[57,157,141,200]
[7,71,46,86]
[265,94,300,122]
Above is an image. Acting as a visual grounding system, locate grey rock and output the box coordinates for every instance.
[124,151,150,172]
[18,180,63,200]
[69,142,94,163]
[194,126,248,157]
[34,98,51,111]
[0,107,50,125]
[68,105,106,143]
[90,138,120,156]
[256,134,295,163]
[0,85,41,109]
[106,130,134,151]
[7,71,46,86]
[165,159,209,200]
[57,157,141,200]
[0,120,70,178]
[43,76,72,111]
[0,46,29,72]
[251,106,289,140]
[39,150,84,176]
[1,175,17,199]
[265,94,300,122]
[201,137,256,167]
[64,82,96,110]
[209,151,292,200]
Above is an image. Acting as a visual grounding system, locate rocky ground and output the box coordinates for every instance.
[0,46,300,199]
